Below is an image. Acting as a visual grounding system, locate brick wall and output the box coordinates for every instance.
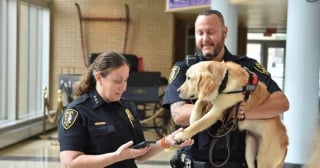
[50,0,175,106]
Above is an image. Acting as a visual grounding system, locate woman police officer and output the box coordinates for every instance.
[58,51,193,168]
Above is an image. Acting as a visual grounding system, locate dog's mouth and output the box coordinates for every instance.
[189,95,196,99]
[179,93,196,99]
[178,86,198,99]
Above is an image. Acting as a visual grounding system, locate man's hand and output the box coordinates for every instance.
[230,101,246,120]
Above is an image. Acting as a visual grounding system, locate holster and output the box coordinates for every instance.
[169,157,213,168]
[169,156,184,168]
[169,151,193,168]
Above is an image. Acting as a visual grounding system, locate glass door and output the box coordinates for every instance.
[247,41,286,90]
[265,43,286,90]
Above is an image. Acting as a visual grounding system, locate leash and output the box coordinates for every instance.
[207,67,258,167]
[208,102,241,167]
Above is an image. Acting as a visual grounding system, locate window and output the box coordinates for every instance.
[0,0,50,124]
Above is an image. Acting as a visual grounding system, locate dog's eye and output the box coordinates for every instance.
[187,77,190,80]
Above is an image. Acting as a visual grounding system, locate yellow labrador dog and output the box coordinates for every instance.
[175,61,288,168]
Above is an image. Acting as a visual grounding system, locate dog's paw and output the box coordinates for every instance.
[174,132,184,144]
[174,131,190,144]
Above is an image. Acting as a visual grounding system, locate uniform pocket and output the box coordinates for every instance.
[87,124,118,153]
[89,124,116,136]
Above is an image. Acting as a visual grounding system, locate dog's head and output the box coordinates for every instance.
[178,61,227,100]
[178,61,249,101]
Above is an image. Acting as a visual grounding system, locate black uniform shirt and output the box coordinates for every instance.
[162,46,282,162]
[58,88,145,168]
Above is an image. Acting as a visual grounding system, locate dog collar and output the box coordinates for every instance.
[219,67,258,101]
[218,70,228,93]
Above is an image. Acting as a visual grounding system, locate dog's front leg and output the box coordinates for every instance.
[190,100,207,124]
[175,105,224,143]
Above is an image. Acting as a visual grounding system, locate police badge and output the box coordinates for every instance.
[168,66,180,84]
[62,109,78,130]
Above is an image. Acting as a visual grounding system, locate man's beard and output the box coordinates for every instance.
[196,39,224,60]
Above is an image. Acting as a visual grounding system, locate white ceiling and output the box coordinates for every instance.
[172,0,288,33]
[235,0,287,32]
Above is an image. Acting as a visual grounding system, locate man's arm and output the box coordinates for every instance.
[170,101,194,126]
[245,91,289,119]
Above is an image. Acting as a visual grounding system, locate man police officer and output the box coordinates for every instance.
[162,9,289,168]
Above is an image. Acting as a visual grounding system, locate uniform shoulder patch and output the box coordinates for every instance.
[62,109,79,130]
[253,62,269,75]
[168,66,180,84]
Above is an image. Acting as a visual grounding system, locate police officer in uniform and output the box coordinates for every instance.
[162,10,289,168]
[59,51,193,168]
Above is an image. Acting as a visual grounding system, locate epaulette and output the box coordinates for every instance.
[65,93,90,109]
[236,56,270,76]
[176,60,189,69]
[235,55,247,60]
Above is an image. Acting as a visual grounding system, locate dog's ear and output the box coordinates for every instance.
[225,62,249,86]
[207,61,226,80]
[197,62,226,99]
[198,73,215,99]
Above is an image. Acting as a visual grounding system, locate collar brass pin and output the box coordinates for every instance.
[125,109,134,128]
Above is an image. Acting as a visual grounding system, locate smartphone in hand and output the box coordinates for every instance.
[131,140,156,149]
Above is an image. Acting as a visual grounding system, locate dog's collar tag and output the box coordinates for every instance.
[242,68,258,100]
[244,68,258,91]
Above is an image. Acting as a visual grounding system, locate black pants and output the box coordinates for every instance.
[192,160,247,168]
[170,157,247,168]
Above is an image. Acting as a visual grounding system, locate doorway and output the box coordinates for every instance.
[173,16,196,63]
[247,40,286,90]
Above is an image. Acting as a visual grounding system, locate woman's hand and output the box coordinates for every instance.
[165,128,194,147]
[115,141,151,160]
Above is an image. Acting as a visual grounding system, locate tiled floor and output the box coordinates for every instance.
[0,129,176,168]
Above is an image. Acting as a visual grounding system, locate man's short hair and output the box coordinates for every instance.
[198,9,225,26]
